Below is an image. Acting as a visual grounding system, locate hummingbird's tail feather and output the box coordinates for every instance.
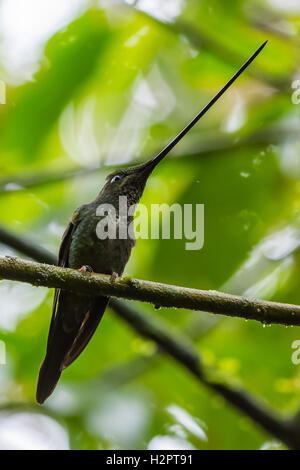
[36,353,63,405]
[36,303,70,404]
[62,297,109,369]
[36,291,109,404]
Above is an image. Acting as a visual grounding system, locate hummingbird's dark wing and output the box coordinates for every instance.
[36,214,109,404]
[61,295,109,369]
[46,219,74,347]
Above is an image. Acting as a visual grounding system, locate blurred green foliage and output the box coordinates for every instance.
[0,0,300,450]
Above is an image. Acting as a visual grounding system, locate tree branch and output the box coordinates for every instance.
[0,255,299,326]
[0,226,56,265]
[99,306,218,388]
[111,299,300,449]
[126,1,293,91]
[1,227,300,448]
[0,126,297,195]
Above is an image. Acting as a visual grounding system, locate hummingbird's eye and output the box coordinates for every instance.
[110,174,122,184]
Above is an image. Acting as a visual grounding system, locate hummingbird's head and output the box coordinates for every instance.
[98,41,267,205]
[100,154,164,205]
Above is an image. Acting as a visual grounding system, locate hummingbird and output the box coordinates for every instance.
[36,41,267,404]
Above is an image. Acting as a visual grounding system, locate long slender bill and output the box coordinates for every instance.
[142,40,267,174]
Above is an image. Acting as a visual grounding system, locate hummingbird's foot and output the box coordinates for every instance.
[110,272,119,283]
[79,265,93,273]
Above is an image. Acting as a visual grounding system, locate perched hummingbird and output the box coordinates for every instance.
[36,41,267,404]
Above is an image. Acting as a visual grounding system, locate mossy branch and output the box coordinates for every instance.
[0,255,300,326]
[1,227,300,448]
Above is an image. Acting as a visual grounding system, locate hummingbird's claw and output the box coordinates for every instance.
[110,272,119,283]
[79,265,93,273]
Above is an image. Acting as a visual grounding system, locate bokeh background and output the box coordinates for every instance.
[0,0,300,450]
